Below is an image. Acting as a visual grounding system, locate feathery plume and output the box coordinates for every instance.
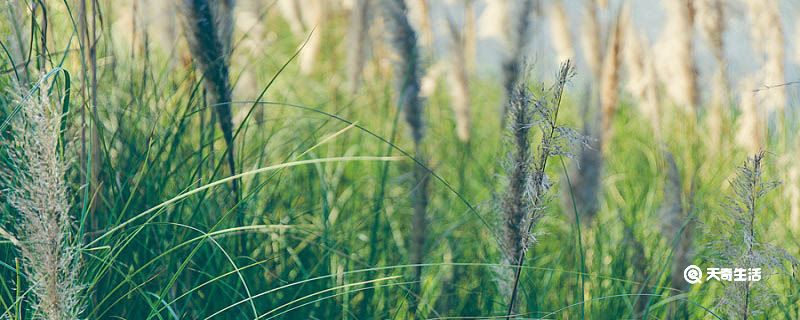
[708,153,799,319]
[621,9,661,136]
[580,0,601,81]
[654,0,698,112]
[501,0,536,119]
[382,0,429,316]
[548,1,573,63]
[299,0,326,75]
[745,0,785,114]
[4,0,31,83]
[346,0,372,92]
[735,78,763,155]
[696,0,728,147]
[446,18,472,142]
[180,0,239,197]
[600,12,622,142]
[277,0,306,35]
[1,81,83,320]
[463,0,477,73]
[696,0,725,64]
[796,19,800,66]
[498,62,577,315]
[411,0,434,49]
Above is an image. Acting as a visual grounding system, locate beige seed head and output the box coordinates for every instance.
[654,0,698,112]
[745,0,785,113]
[580,0,601,80]
[620,7,661,137]
[735,77,763,154]
[549,1,573,63]
[446,19,472,142]
[600,13,622,140]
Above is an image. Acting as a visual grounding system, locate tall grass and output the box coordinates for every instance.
[1,80,83,320]
[498,61,575,315]
[382,0,429,316]
[1,1,799,319]
[180,0,239,200]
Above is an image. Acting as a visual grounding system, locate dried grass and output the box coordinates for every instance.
[2,81,83,320]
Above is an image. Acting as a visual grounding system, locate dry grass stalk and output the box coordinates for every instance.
[600,12,622,144]
[796,20,800,66]
[382,0,429,316]
[299,0,326,75]
[580,0,601,81]
[621,10,661,137]
[501,0,536,119]
[696,0,728,148]
[180,0,239,198]
[4,0,31,83]
[784,151,800,231]
[346,0,372,92]
[735,78,763,154]
[709,153,799,318]
[548,1,573,63]
[277,0,306,35]
[500,62,575,315]
[2,81,83,320]
[745,0,785,114]
[412,0,434,49]
[463,0,477,73]
[446,18,472,142]
[655,0,698,113]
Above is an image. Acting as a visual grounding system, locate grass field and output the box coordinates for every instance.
[1,0,799,319]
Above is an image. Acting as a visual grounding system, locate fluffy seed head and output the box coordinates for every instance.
[2,81,83,320]
[654,0,698,112]
[548,1,573,63]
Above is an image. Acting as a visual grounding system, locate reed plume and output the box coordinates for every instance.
[548,1,573,63]
[621,10,661,137]
[600,11,622,143]
[446,18,472,142]
[346,0,372,92]
[180,0,239,198]
[696,0,728,148]
[655,0,698,113]
[299,0,326,75]
[498,61,576,315]
[796,20,800,66]
[463,0,477,73]
[277,0,304,34]
[501,0,536,119]
[708,153,799,319]
[580,0,601,81]
[745,0,785,114]
[382,0,429,316]
[735,78,763,154]
[4,0,31,83]
[412,0,434,49]
[1,81,83,320]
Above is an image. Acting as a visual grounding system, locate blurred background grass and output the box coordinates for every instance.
[0,0,799,319]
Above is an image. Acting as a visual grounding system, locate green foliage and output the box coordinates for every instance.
[0,1,797,319]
